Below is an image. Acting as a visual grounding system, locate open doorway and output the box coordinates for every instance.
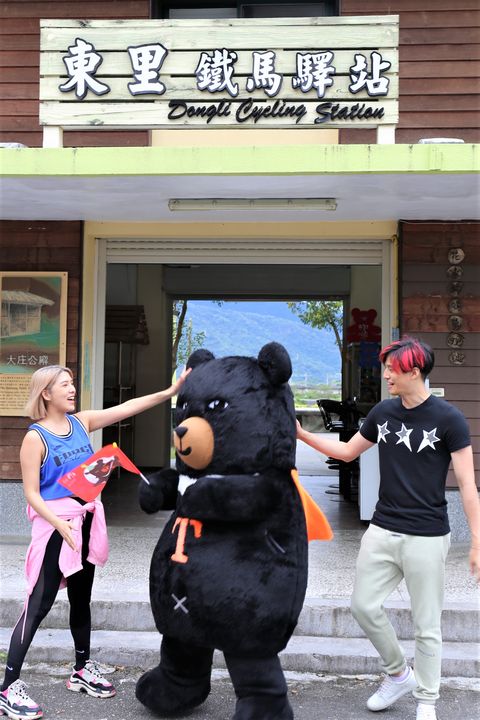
[172,298,343,391]
[102,262,382,470]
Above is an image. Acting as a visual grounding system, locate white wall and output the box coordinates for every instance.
[348,265,382,325]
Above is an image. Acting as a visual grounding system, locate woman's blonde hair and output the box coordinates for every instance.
[25,365,73,420]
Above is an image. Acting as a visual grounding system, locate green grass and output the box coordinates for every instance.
[292,383,341,408]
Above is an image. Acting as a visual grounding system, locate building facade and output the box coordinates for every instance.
[1,0,478,535]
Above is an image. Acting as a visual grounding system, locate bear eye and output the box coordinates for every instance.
[207,399,229,411]
[179,400,188,410]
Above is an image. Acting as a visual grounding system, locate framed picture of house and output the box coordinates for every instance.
[0,272,68,416]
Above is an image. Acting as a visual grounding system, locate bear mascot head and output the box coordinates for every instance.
[136,342,331,720]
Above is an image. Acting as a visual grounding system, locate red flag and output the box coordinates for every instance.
[58,443,142,502]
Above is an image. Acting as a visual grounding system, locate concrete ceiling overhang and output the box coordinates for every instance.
[1,144,478,223]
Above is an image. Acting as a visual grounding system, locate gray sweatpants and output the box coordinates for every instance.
[351,523,451,705]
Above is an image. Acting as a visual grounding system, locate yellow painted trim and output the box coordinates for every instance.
[80,225,99,410]
[85,220,397,240]
[2,144,477,177]
[150,128,339,147]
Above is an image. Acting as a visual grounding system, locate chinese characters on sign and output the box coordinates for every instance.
[60,39,391,102]
[445,248,466,366]
[59,38,110,98]
[5,354,51,368]
[0,272,68,416]
[57,38,392,126]
[128,44,168,96]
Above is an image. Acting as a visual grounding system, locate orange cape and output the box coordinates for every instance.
[291,469,334,542]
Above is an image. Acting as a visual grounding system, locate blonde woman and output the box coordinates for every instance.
[0,365,188,720]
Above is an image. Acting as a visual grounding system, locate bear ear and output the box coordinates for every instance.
[186,348,215,370]
[258,342,292,385]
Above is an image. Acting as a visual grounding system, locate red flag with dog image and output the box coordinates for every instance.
[58,443,142,501]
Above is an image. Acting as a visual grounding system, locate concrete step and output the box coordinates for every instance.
[0,627,477,678]
[1,597,478,643]
[297,598,480,643]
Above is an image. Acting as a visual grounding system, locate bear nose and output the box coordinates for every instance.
[175,425,188,439]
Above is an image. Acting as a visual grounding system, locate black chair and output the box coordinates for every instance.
[316,398,364,502]
[317,399,344,432]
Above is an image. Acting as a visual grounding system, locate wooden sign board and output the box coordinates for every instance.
[0,272,68,416]
[39,16,398,143]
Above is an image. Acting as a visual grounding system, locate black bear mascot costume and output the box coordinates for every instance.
[137,342,332,719]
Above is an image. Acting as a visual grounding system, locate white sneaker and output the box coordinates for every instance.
[367,666,417,711]
[416,704,437,720]
[0,679,43,719]
[89,660,116,675]
[66,660,116,698]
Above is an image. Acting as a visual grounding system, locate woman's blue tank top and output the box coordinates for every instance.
[29,415,94,500]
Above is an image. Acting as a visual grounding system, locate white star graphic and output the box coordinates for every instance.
[417,428,440,453]
[395,423,413,451]
[377,422,390,443]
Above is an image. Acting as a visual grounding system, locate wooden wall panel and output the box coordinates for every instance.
[341,1,480,143]
[1,2,477,143]
[0,220,83,482]
[0,0,150,147]
[399,44,480,61]
[344,1,479,14]
[399,222,480,487]
[0,2,147,19]
[398,10,480,27]
[402,301,480,333]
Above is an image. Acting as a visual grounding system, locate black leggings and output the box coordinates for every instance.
[2,511,95,690]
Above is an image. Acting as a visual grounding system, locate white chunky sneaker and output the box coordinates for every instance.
[89,660,116,675]
[416,703,437,720]
[367,666,417,711]
[0,679,43,719]
[66,659,116,698]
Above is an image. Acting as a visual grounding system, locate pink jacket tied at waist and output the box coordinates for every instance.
[25,496,109,596]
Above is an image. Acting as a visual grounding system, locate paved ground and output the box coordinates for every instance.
[1,442,478,719]
[2,471,477,605]
[10,664,480,720]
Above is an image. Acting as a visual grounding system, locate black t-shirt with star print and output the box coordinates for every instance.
[359,395,471,536]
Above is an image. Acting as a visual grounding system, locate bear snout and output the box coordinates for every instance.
[173,417,214,471]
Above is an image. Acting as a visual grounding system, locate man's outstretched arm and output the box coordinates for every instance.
[296,421,374,463]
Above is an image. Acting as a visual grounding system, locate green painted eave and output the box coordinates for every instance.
[1,143,478,177]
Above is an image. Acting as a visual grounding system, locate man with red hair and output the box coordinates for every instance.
[297,336,479,720]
